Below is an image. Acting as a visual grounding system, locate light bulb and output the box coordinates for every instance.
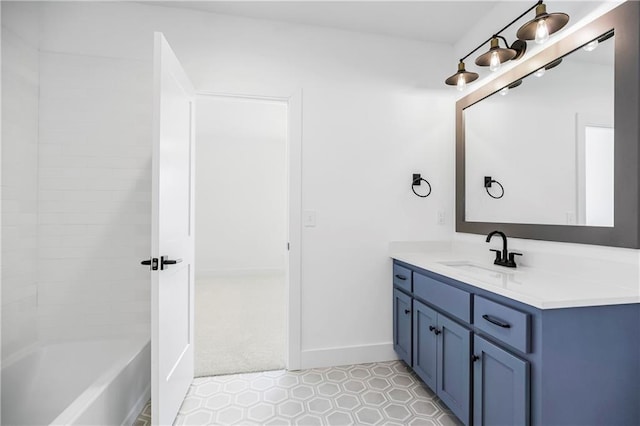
[457,75,466,91]
[499,87,509,96]
[534,67,546,77]
[583,40,598,52]
[489,51,501,72]
[535,19,549,44]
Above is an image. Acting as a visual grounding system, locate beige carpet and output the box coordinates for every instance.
[194,272,286,377]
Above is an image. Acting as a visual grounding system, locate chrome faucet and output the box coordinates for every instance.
[486,230,522,268]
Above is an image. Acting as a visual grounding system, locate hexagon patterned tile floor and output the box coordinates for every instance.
[133,360,462,425]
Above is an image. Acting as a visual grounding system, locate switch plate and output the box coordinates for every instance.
[303,210,317,227]
[437,211,446,225]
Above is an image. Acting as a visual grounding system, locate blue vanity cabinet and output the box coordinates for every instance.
[435,312,472,425]
[473,335,529,426]
[395,273,472,425]
[413,299,472,426]
[392,259,640,426]
[393,288,412,366]
[412,300,438,390]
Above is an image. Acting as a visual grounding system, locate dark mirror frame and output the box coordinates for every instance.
[456,1,640,248]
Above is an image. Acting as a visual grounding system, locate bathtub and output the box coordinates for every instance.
[2,336,150,425]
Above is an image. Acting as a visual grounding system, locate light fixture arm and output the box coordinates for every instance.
[494,35,510,48]
[458,0,542,63]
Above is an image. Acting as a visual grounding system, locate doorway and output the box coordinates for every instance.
[193,94,292,376]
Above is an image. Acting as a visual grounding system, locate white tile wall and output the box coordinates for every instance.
[36,51,152,341]
[1,6,40,360]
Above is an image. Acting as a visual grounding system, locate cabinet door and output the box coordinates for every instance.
[473,335,529,426]
[393,289,412,365]
[412,300,438,390]
[437,314,471,426]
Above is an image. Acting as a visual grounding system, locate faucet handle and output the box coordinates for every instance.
[508,252,522,266]
[490,249,502,261]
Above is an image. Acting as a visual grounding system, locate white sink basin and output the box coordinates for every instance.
[437,260,520,287]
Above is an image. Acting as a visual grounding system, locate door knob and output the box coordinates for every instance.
[160,255,183,270]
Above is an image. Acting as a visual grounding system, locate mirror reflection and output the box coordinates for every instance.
[464,32,614,226]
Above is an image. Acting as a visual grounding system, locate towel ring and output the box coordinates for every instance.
[485,177,504,199]
[412,176,432,198]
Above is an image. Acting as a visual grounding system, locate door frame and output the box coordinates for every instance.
[195,89,302,370]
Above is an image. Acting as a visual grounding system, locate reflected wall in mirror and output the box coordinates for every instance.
[455,1,640,248]
[464,33,614,227]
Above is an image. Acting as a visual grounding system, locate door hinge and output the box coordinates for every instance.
[287,242,290,251]
[140,257,159,271]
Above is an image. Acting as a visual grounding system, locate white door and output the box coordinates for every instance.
[151,32,196,425]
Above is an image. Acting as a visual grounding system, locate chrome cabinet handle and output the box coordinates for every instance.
[482,314,511,328]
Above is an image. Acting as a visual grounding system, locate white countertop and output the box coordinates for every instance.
[390,243,640,310]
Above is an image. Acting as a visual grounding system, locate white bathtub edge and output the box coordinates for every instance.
[122,382,151,426]
[51,336,150,425]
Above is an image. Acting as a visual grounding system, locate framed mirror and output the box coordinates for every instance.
[455,1,640,248]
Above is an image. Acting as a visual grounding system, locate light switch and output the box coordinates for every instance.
[437,211,446,225]
[303,210,317,227]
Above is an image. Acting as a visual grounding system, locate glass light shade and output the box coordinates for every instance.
[535,19,550,44]
[457,76,466,91]
[534,67,546,77]
[489,51,501,72]
[499,87,509,96]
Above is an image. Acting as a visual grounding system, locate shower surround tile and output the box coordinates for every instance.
[135,360,461,425]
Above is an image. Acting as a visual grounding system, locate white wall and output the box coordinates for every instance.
[36,49,152,341]
[195,96,287,277]
[36,1,456,367]
[1,2,40,361]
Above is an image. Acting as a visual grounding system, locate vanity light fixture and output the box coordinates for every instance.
[475,36,526,72]
[444,0,569,89]
[445,60,479,91]
[516,1,569,44]
[534,67,546,77]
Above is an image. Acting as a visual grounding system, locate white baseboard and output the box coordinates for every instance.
[299,342,398,370]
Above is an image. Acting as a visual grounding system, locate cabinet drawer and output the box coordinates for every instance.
[414,273,471,323]
[393,264,412,293]
[474,296,530,353]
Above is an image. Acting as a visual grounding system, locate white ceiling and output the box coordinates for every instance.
[143,1,501,44]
